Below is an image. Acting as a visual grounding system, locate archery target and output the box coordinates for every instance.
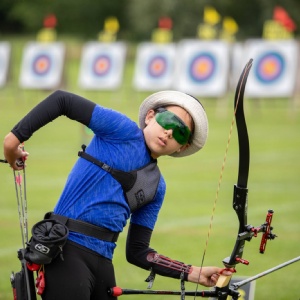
[188,53,216,82]
[93,55,111,76]
[32,54,52,76]
[244,40,298,97]
[175,40,230,96]
[148,56,168,77]
[133,43,176,91]
[0,42,11,87]
[78,42,126,90]
[19,42,65,89]
[255,52,284,83]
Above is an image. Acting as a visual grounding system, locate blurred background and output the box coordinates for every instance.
[1,0,300,40]
[0,0,300,96]
[0,1,299,300]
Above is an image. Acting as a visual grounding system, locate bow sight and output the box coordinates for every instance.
[221,207,277,269]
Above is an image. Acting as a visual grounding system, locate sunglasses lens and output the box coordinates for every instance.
[155,110,191,145]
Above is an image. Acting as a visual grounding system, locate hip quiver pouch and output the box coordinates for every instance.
[25,219,69,265]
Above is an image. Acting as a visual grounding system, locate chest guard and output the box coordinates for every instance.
[78,145,161,212]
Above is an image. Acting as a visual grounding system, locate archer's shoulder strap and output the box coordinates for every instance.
[78,145,161,212]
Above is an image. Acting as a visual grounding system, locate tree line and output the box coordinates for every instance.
[0,0,299,41]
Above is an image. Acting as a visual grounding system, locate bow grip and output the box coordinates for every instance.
[233,184,248,233]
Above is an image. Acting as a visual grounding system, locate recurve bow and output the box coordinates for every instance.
[214,59,277,299]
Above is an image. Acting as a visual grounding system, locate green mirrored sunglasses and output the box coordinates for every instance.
[155,108,192,145]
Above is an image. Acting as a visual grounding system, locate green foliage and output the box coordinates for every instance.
[1,0,300,39]
[0,37,299,300]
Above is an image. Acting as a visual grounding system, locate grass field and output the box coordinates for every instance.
[0,37,299,300]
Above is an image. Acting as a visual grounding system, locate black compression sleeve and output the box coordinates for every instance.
[11,90,96,142]
[126,223,155,270]
[126,223,190,280]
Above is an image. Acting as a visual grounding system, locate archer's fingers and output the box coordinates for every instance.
[219,268,236,276]
[9,152,29,170]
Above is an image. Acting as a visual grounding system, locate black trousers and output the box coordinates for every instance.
[42,240,117,300]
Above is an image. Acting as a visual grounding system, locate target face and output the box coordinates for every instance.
[92,55,111,76]
[176,40,230,96]
[147,56,168,77]
[245,40,298,97]
[19,42,65,89]
[255,52,284,83]
[78,42,126,90]
[189,53,216,83]
[32,54,52,76]
[133,43,176,90]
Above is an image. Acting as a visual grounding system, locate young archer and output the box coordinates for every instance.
[4,90,232,299]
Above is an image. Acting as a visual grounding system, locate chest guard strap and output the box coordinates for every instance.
[78,145,161,212]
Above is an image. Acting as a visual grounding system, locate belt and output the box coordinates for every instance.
[45,212,119,243]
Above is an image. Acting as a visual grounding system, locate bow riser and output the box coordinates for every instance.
[233,185,248,234]
[223,185,249,267]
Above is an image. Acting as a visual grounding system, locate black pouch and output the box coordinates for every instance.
[24,219,69,265]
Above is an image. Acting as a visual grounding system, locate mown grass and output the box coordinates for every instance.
[0,36,299,300]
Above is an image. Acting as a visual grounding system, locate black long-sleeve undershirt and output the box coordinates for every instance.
[126,223,189,280]
[12,90,96,143]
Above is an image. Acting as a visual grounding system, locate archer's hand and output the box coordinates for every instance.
[187,266,233,287]
[3,132,28,170]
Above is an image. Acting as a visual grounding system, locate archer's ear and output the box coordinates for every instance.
[177,143,190,153]
[145,109,155,125]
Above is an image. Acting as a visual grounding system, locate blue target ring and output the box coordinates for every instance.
[92,55,111,76]
[32,54,52,76]
[188,53,216,83]
[147,56,167,78]
[255,52,285,83]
